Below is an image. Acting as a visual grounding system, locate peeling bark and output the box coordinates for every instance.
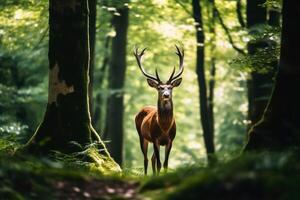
[48,63,74,104]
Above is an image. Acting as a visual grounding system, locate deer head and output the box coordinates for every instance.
[133,45,184,103]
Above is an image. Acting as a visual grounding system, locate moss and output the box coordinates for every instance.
[0,150,125,199]
[86,146,122,175]
[140,151,300,200]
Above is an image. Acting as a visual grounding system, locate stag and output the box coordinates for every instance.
[134,46,184,175]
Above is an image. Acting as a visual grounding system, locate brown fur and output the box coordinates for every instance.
[135,103,176,175]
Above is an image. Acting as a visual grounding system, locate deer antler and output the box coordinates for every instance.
[167,45,184,83]
[134,47,161,83]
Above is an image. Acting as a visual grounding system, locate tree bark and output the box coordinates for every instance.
[192,0,215,162]
[26,0,107,155]
[105,8,129,166]
[88,0,96,115]
[208,0,216,150]
[244,0,300,150]
[246,0,276,128]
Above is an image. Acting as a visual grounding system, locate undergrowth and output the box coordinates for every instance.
[2,135,300,200]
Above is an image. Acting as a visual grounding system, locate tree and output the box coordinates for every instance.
[104,6,129,166]
[207,0,217,150]
[26,0,119,171]
[192,0,215,162]
[88,0,97,115]
[244,0,300,150]
[246,0,277,128]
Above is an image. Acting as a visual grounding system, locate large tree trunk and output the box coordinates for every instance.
[246,0,277,129]
[244,0,300,150]
[26,0,112,158]
[105,7,129,166]
[192,0,215,162]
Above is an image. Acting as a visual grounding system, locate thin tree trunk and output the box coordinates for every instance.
[208,0,216,148]
[244,0,300,150]
[88,0,96,115]
[105,8,129,166]
[192,0,215,162]
[236,0,246,28]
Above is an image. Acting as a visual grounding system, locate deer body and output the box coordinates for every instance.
[134,46,184,175]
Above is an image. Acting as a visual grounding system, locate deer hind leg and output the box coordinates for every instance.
[139,137,148,175]
[153,140,161,175]
[163,141,173,172]
[151,152,156,175]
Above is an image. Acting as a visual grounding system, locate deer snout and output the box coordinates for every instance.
[163,91,170,99]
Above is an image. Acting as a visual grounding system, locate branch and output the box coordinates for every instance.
[215,7,246,55]
[236,0,246,28]
[32,26,49,50]
[174,0,193,18]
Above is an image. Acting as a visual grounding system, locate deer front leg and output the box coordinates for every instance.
[163,141,172,172]
[151,152,156,175]
[153,140,161,175]
[140,137,148,175]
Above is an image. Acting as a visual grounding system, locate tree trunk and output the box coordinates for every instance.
[105,7,129,166]
[26,0,108,155]
[244,0,300,150]
[208,0,216,149]
[192,0,215,162]
[88,0,96,115]
[246,0,276,128]
[236,0,246,28]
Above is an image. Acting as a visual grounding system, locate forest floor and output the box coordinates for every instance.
[1,146,300,200]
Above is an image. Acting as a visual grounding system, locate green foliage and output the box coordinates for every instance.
[232,24,281,73]
[0,0,48,140]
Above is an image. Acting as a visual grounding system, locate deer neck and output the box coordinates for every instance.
[157,99,174,130]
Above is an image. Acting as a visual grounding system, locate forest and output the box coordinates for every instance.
[1,0,300,199]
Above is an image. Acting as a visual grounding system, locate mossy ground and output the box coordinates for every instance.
[1,137,300,200]
[140,150,300,200]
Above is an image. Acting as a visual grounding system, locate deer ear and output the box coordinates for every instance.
[171,78,182,87]
[147,79,158,88]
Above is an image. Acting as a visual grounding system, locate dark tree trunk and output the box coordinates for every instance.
[236,0,246,28]
[246,0,276,128]
[192,0,215,162]
[105,7,129,166]
[26,0,107,155]
[208,0,216,147]
[88,0,96,115]
[244,0,300,150]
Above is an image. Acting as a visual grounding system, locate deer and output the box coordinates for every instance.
[134,45,184,175]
